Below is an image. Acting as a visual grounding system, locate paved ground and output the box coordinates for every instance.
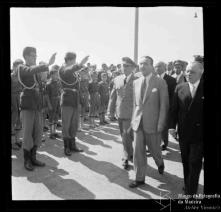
[11,119,204,200]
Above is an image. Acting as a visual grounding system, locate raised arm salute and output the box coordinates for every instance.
[18,47,56,171]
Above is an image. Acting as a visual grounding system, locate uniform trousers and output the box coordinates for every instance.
[133,120,164,182]
[118,118,133,161]
[61,106,79,139]
[21,110,43,150]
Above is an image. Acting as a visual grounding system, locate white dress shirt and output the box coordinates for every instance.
[159,72,166,79]
[188,80,200,98]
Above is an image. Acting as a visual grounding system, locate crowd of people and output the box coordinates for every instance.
[11,46,204,196]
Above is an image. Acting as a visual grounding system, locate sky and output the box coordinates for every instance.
[10,7,203,69]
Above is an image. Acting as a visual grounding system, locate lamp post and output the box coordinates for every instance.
[134,7,139,64]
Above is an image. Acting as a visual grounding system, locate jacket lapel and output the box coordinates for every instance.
[143,75,155,104]
[188,80,203,111]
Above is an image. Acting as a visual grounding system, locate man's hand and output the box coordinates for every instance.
[79,55,89,66]
[48,53,57,66]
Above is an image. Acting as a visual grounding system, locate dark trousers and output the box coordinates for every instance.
[161,127,169,147]
[179,140,203,195]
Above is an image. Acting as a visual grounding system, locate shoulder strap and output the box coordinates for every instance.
[17,65,36,89]
[58,65,79,86]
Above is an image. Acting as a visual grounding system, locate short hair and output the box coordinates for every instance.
[141,56,154,66]
[193,55,204,66]
[101,72,107,77]
[22,47,36,58]
[13,59,23,67]
[64,52,76,63]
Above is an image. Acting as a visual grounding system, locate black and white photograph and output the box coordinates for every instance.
[1,1,219,210]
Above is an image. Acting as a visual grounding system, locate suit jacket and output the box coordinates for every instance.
[170,80,204,143]
[131,74,169,133]
[172,73,186,84]
[107,74,138,119]
[163,74,177,106]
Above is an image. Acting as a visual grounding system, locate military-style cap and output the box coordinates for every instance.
[13,59,23,67]
[122,57,137,67]
[173,60,183,66]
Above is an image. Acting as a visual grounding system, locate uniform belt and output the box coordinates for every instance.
[62,88,77,92]
[23,86,39,92]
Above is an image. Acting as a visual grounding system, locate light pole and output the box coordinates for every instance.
[134,7,139,64]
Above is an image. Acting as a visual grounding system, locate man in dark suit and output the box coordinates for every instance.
[129,56,169,188]
[107,57,138,170]
[155,61,177,150]
[170,61,204,195]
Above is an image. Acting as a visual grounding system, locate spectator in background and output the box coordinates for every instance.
[11,59,24,150]
[79,67,90,130]
[154,61,177,151]
[172,60,187,84]
[88,71,100,128]
[98,72,109,125]
[45,65,61,139]
[167,61,175,76]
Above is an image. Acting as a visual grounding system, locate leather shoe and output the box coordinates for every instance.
[122,160,129,169]
[158,164,165,175]
[161,144,167,151]
[129,181,145,188]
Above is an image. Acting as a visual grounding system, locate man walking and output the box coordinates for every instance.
[108,57,138,169]
[170,60,204,195]
[129,56,169,188]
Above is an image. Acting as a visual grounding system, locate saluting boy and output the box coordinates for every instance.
[45,65,61,139]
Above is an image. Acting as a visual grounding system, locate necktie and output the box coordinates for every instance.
[124,76,127,85]
[141,77,147,100]
[191,85,196,98]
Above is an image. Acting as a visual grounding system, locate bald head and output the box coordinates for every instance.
[154,61,167,76]
[186,61,204,84]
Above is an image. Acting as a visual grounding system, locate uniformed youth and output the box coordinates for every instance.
[11,59,24,150]
[45,65,61,139]
[18,46,56,171]
[59,52,89,156]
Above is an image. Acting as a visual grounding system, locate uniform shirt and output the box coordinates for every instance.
[59,64,81,107]
[18,64,49,110]
[46,79,61,99]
